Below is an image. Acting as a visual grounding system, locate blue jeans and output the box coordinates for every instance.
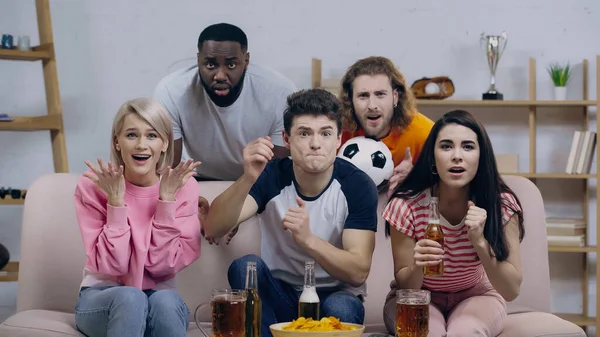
[228,254,365,337]
[74,286,190,337]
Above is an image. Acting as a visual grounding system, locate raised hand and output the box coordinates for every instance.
[387,147,413,198]
[243,136,274,182]
[159,159,201,201]
[282,197,313,247]
[84,158,125,207]
[413,239,444,268]
[465,201,487,246]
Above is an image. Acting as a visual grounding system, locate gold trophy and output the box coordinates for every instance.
[480,31,507,100]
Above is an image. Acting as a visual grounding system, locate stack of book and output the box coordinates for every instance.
[565,131,597,174]
[546,217,586,247]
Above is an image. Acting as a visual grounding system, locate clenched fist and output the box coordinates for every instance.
[282,197,314,248]
[243,137,274,182]
[465,201,487,247]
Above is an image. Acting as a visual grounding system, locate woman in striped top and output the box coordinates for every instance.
[382,110,525,336]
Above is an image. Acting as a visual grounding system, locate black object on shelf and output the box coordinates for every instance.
[0,187,26,199]
[0,243,9,270]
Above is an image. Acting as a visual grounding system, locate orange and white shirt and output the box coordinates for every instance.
[382,189,520,293]
[340,111,434,167]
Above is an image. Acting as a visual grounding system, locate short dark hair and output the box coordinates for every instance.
[197,23,248,51]
[283,89,342,135]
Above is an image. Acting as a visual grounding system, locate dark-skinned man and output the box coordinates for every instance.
[154,23,296,244]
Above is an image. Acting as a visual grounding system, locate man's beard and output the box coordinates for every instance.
[358,114,392,140]
[200,71,246,108]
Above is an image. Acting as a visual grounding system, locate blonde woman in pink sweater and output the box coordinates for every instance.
[73,98,202,337]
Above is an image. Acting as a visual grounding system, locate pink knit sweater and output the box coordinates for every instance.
[74,172,201,290]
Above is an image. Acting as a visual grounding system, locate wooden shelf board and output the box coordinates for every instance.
[0,115,62,131]
[318,82,597,107]
[416,99,597,107]
[0,46,51,61]
[554,313,596,326]
[548,245,596,253]
[0,197,24,205]
[0,262,19,282]
[502,173,595,179]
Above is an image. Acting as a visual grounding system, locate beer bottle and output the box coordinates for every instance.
[245,261,261,337]
[298,260,320,320]
[424,197,444,276]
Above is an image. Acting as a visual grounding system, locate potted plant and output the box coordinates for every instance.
[547,62,571,100]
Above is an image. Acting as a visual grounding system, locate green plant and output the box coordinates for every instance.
[547,62,571,87]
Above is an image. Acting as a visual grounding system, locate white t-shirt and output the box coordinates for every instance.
[249,157,379,298]
[154,63,297,181]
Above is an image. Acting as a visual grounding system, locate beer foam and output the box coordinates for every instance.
[299,286,320,303]
[214,293,245,303]
[397,297,429,305]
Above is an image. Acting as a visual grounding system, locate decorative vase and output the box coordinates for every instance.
[554,86,567,100]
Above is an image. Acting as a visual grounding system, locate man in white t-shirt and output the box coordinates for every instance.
[154,22,297,181]
[203,89,378,336]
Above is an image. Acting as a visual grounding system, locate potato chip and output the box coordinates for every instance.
[282,316,357,332]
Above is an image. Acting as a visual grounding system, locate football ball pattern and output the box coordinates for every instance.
[337,136,394,189]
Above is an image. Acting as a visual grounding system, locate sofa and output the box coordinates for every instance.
[0,173,587,336]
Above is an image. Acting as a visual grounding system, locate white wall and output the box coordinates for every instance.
[1,0,599,332]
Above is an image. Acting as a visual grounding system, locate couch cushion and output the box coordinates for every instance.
[498,312,586,337]
[16,174,86,314]
[0,310,81,336]
[0,312,380,337]
[502,176,552,314]
[176,181,262,323]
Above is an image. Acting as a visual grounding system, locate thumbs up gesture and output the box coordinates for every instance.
[465,200,487,246]
[283,196,313,247]
[387,147,413,198]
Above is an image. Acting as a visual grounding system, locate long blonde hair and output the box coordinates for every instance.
[110,98,174,175]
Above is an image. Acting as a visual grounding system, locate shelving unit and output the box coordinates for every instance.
[0,0,68,281]
[0,45,51,61]
[312,56,600,330]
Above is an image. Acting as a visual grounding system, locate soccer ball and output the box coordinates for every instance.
[337,136,394,189]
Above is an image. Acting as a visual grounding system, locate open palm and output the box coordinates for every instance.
[159,159,201,201]
[84,158,125,206]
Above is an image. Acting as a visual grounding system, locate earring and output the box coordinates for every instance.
[394,103,398,108]
[431,165,438,175]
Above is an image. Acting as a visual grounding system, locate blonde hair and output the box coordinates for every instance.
[110,98,174,175]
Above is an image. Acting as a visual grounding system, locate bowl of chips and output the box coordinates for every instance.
[270,316,365,337]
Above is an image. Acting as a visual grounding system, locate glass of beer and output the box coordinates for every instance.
[396,289,430,337]
[195,289,247,337]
